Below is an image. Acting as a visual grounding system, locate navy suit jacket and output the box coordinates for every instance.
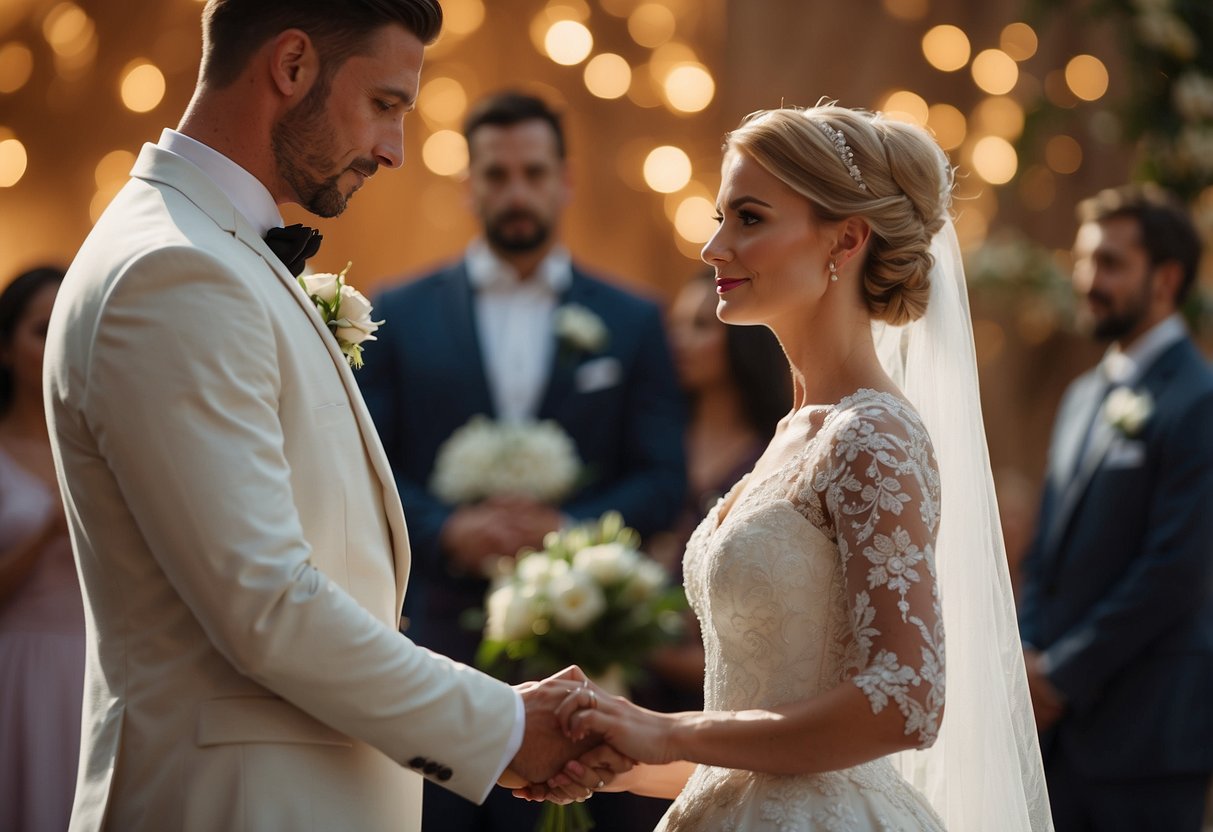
[1019,336,1213,779]
[358,260,687,656]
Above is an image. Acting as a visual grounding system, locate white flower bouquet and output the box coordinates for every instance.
[475,512,686,832]
[430,416,583,505]
[476,511,686,687]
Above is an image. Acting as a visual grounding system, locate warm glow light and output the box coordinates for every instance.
[43,3,90,54]
[922,25,970,72]
[419,77,468,126]
[0,43,34,94]
[584,53,632,99]
[600,0,639,16]
[882,90,929,126]
[972,96,1025,140]
[1045,70,1078,108]
[882,0,927,21]
[544,20,593,65]
[443,0,486,35]
[1045,135,1083,174]
[662,63,714,113]
[971,49,1018,95]
[1065,54,1109,101]
[628,3,677,48]
[421,130,468,177]
[627,63,662,108]
[971,136,1018,184]
[650,41,697,75]
[94,149,135,189]
[674,195,716,243]
[120,61,165,113]
[927,103,966,150]
[1000,22,1038,61]
[0,137,28,187]
[643,145,692,193]
[546,0,591,19]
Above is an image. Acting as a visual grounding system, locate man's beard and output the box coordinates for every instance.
[1088,279,1152,341]
[271,81,377,218]
[485,208,551,253]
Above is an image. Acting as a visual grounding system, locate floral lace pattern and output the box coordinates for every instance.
[660,390,945,832]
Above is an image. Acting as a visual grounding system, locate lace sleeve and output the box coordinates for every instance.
[817,401,945,748]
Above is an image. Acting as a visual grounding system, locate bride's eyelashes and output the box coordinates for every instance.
[711,210,762,226]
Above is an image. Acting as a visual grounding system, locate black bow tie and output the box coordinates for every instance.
[264,224,323,277]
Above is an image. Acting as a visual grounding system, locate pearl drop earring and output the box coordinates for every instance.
[828,260,839,282]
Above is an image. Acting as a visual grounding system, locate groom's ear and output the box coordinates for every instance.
[267,29,321,101]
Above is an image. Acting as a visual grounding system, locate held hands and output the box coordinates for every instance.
[503,666,605,785]
[552,676,680,767]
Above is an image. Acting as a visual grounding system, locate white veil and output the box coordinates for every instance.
[874,216,1054,831]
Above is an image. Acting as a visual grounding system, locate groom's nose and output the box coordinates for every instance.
[373,123,405,170]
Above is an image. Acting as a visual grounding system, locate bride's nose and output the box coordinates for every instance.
[701,226,732,266]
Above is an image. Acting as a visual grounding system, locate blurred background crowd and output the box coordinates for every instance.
[1,0,1211,830]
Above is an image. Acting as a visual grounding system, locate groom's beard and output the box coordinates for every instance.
[272,82,377,218]
[484,208,552,253]
[1086,278,1152,341]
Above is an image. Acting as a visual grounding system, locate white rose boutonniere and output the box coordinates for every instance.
[299,263,383,369]
[1104,386,1154,437]
[553,303,608,354]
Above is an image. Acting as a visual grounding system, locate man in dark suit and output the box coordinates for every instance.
[359,91,685,831]
[1019,184,1213,831]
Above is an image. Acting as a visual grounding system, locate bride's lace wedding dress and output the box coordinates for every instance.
[657,388,948,832]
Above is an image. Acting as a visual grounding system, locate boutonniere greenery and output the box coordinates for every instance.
[1103,386,1154,437]
[553,303,609,355]
[299,263,383,369]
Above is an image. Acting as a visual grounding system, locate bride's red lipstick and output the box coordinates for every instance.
[715,277,749,294]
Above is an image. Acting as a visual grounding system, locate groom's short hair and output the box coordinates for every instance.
[1077,183,1203,304]
[199,0,443,89]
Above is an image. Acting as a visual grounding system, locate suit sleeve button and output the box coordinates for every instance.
[408,757,426,769]
[438,767,453,782]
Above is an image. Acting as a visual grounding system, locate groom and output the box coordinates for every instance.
[44,3,595,831]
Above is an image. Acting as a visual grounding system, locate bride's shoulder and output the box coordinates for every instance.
[824,388,930,443]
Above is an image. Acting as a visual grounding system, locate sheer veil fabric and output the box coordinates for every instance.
[873,213,1054,831]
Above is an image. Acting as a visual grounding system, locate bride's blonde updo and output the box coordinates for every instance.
[725,104,953,326]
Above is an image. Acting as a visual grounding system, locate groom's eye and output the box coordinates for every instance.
[373,98,393,113]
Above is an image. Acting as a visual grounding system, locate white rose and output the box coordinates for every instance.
[301,272,341,304]
[333,284,381,345]
[623,559,669,603]
[554,304,609,353]
[549,570,607,632]
[573,542,640,585]
[486,584,543,641]
[430,417,502,504]
[1104,387,1154,436]
[515,552,570,591]
[1173,72,1213,122]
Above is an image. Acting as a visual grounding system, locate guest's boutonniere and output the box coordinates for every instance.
[299,263,383,370]
[1104,386,1154,437]
[553,303,608,355]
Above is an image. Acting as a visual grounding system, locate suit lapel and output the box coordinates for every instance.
[441,264,497,418]
[132,145,410,608]
[536,271,593,419]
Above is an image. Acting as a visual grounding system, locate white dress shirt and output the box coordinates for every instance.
[1101,313,1187,386]
[156,130,526,795]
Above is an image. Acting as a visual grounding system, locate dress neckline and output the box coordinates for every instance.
[712,387,905,529]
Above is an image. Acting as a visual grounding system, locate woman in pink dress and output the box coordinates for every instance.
[0,267,83,832]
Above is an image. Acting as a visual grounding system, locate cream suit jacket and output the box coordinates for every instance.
[44,143,519,832]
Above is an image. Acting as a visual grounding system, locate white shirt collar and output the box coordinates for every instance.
[1102,314,1186,385]
[464,239,572,294]
[157,128,284,237]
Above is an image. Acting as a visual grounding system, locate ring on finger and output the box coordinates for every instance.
[587,690,597,708]
[594,778,606,790]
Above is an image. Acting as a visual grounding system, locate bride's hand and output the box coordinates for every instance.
[554,680,680,765]
[512,744,635,803]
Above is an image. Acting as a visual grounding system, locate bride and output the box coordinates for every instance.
[524,104,1053,830]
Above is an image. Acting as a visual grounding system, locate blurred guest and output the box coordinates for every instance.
[1018,184,1213,831]
[358,90,686,831]
[0,267,82,832]
[645,271,790,703]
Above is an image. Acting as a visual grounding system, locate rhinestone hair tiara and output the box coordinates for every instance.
[814,120,867,191]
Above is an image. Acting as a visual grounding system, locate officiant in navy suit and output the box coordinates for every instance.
[1018,184,1213,832]
[359,90,686,830]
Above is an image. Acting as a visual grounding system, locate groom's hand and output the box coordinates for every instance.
[507,666,601,783]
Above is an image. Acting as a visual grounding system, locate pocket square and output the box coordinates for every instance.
[1104,438,1146,470]
[574,356,622,393]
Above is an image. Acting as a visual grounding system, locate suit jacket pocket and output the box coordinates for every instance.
[312,401,351,428]
[574,356,622,393]
[197,696,352,747]
[1103,437,1146,470]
